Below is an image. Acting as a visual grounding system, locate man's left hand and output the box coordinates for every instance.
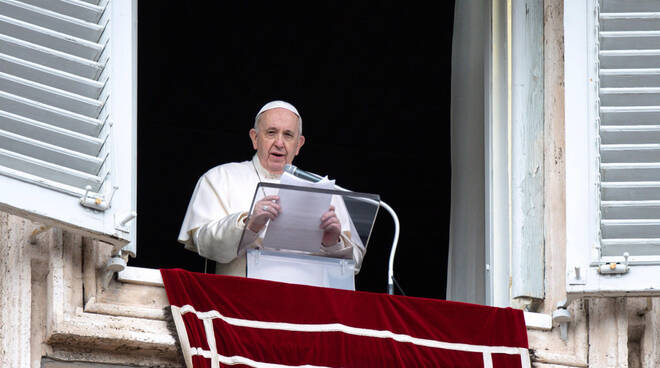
[320,205,341,247]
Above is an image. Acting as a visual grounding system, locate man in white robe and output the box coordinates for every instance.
[178,100,365,276]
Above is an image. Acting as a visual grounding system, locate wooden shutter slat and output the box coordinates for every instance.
[0,0,103,42]
[0,128,103,174]
[601,163,660,182]
[0,14,103,60]
[601,143,660,162]
[602,181,660,202]
[602,219,660,238]
[0,52,104,98]
[600,50,660,69]
[600,31,660,50]
[600,125,660,144]
[18,0,105,24]
[600,69,660,89]
[602,200,660,219]
[0,109,103,155]
[0,33,103,78]
[0,71,104,117]
[0,147,104,190]
[600,88,660,106]
[0,90,103,136]
[601,239,660,257]
[601,0,660,13]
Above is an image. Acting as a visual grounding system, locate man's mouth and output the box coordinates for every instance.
[270,152,285,160]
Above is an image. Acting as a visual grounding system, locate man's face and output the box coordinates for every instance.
[249,108,305,175]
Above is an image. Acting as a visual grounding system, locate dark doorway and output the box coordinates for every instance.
[135,2,454,299]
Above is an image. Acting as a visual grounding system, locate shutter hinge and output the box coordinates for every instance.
[80,185,118,211]
[597,252,630,275]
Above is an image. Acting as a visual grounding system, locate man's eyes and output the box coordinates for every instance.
[265,131,295,139]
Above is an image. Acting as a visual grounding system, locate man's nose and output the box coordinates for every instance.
[274,134,285,147]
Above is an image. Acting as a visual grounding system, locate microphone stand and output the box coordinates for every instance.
[284,165,401,295]
[334,184,400,295]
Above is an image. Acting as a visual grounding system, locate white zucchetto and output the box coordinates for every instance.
[255,100,301,120]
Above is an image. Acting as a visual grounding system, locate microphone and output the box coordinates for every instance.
[283,164,324,183]
[285,163,402,296]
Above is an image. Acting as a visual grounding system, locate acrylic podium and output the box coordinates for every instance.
[238,182,380,290]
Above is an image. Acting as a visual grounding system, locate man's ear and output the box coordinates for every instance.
[249,129,258,150]
[295,135,305,156]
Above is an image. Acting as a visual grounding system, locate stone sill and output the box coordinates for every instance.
[119,266,553,332]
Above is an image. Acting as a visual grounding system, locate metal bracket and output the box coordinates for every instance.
[552,300,571,341]
[80,185,118,211]
[107,254,127,273]
[114,211,137,233]
[103,251,128,289]
[568,265,587,285]
[597,252,630,275]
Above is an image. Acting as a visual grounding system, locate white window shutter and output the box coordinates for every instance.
[565,0,660,296]
[598,0,660,259]
[0,0,137,252]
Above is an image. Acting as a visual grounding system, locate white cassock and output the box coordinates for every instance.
[178,154,365,276]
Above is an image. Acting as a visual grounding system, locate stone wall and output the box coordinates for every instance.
[0,212,182,367]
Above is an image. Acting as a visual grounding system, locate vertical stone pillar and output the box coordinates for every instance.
[0,213,33,367]
[589,297,629,367]
[542,0,566,314]
[641,298,660,367]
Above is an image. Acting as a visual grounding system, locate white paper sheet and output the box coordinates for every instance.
[261,172,336,253]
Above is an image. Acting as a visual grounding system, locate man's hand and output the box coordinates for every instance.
[247,195,280,233]
[320,205,341,247]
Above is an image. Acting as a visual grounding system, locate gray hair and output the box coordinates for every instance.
[254,111,303,135]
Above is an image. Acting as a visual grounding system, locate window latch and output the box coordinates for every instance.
[80,185,118,211]
[597,252,630,275]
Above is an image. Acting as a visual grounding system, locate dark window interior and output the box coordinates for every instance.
[134,2,454,299]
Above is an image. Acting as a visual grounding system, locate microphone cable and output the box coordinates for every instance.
[332,185,400,296]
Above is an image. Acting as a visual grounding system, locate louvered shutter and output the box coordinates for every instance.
[0,0,136,251]
[565,0,660,295]
[598,0,660,258]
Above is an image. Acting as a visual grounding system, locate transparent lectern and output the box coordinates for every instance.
[238,182,380,290]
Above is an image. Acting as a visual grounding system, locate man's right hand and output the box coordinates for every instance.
[246,195,281,233]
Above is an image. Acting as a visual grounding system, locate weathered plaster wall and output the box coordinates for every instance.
[0,212,182,368]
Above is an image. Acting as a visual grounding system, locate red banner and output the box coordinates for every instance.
[161,269,529,368]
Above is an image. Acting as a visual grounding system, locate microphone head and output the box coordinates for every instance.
[283,164,297,175]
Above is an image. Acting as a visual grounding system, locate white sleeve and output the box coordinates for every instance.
[178,165,259,263]
[192,211,258,263]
